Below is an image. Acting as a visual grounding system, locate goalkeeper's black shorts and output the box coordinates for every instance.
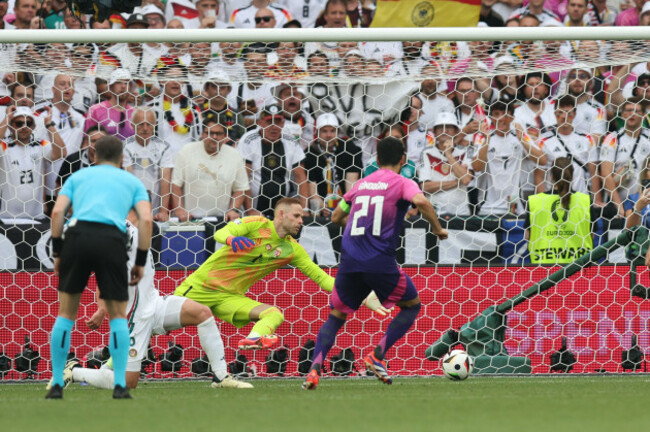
[57,221,129,301]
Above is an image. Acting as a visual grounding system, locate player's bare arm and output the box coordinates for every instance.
[131,200,153,286]
[412,192,448,240]
[50,194,72,277]
[86,289,107,330]
[331,203,349,226]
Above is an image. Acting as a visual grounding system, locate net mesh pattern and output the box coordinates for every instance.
[1,35,650,380]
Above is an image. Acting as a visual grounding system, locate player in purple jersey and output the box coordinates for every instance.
[302,137,448,390]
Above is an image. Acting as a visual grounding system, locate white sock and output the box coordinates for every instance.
[72,366,114,389]
[197,317,228,381]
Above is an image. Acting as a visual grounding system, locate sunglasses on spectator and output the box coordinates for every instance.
[255,16,273,23]
[567,73,590,80]
[12,120,34,128]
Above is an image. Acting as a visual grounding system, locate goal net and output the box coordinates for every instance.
[2,27,650,380]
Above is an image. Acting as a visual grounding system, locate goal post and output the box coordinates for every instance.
[1,27,650,380]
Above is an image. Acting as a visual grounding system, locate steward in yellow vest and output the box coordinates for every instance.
[528,157,593,264]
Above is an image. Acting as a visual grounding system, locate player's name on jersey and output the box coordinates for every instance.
[359,181,389,191]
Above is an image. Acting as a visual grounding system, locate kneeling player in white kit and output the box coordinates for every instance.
[49,216,252,390]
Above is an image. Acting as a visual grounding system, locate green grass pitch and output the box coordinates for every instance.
[2,376,649,431]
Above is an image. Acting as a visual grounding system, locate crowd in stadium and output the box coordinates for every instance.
[0,0,649,226]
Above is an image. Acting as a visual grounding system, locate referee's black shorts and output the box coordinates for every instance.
[58,221,129,301]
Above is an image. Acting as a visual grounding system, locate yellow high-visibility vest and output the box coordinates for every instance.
[528,192,593,264]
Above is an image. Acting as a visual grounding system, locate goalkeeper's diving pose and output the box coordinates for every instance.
[173,197,389,351]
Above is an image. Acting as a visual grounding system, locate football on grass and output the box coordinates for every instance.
[441,349,473,381]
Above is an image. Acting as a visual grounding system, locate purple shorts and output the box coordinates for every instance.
[331,268,418,314]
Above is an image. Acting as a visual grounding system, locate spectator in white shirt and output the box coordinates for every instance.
[275,0,327,27]
[172,118,252,221]
[235,44,277,128]
[149,59,202,156]
[473,101,547,216]
[123,108,174,220]
[418,63,454,129]
[600,99,650,217]
[420,112,474,216]
[237,104,309,217]
[230,0,292,28]
[0,107,65,220]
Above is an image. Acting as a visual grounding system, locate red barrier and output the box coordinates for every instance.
[2,265,649,379]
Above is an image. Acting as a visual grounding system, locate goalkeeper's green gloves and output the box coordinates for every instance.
[362,291,393,316]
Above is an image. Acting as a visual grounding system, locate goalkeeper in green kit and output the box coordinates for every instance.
[174,197,389,350]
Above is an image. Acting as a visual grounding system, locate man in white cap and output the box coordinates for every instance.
[304,113,361,216]
[0,106,65,220]
[565,64,607,143]
[139,4,170,56]
[141,4,166,28]
[85,68,136,140]
[419,112,473,216]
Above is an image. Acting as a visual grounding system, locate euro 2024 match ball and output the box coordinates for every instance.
[441,349,474,381]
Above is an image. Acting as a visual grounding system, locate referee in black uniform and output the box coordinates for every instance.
[46,136,152,399]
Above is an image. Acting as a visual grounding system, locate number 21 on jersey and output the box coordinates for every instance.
[350,195,384,236]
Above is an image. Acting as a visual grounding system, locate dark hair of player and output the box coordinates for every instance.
[377,137,405,167]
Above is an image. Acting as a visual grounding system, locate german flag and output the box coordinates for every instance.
[100,52,122,68]
[371,0,480,27]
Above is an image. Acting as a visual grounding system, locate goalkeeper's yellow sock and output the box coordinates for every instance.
[249,307,284,337]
